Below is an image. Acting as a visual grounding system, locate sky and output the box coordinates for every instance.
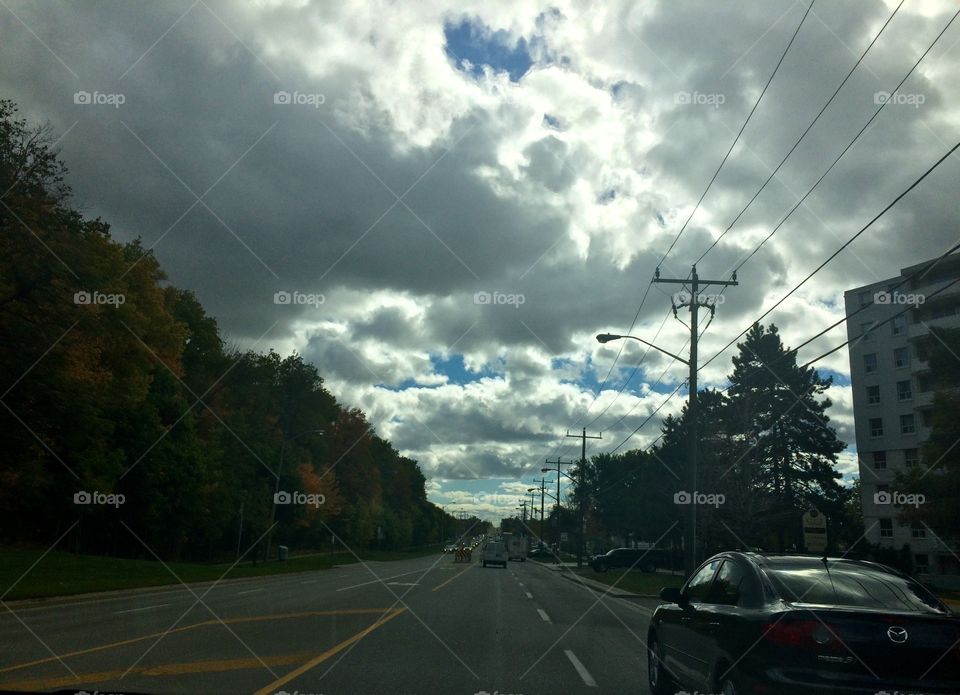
[3,0,958,522]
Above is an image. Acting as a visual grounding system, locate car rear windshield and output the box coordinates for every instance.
[764,562,947,613]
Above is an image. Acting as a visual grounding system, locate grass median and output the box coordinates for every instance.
[0,545,441,601]
[572,567,684,595]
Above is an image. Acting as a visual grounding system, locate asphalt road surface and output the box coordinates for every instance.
[0,554,661,694]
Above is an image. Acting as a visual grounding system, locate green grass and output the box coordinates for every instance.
[573,567,684,595]
[0,545,441,601]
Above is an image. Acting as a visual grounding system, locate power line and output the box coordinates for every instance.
[661,0,816,262]
[699,137,960,373]
[559,0,815,452]
[696,0,905,265]
[729,6,960,274]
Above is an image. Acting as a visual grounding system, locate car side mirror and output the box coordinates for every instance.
[660,587,684,604]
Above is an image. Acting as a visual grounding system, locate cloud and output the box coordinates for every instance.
[4,0,958,516]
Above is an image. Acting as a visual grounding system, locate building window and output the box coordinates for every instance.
[900,414,916,435]
[860,322,874,341]
[892,315,907,336]
[915,554,929,574]
[880,518,894,538]
[894,347,910,368]
[904,448,919,467]
[864,353,879,373]
[873,451,887,470]
[896,380,912,401]
[911,523,926,539]
[870,418,884,437]
[867,385,881,405]
[859,291,872,307]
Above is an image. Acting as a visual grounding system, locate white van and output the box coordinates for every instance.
[482,540,507,568]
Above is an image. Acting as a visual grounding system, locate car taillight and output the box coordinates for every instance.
[763,620,842,651]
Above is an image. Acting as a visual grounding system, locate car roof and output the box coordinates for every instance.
[711,551,906,578]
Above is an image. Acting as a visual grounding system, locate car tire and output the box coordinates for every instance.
[648,636,671,695]
[596,562,607,573]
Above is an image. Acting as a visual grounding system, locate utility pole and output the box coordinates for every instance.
[566,427,601,568]
[545,457,575,509]
[533,477,550,545]
[653,264,737,577]
[518,501,528,525]
[544,457,574,550]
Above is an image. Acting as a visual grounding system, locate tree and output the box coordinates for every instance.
[724,324,846,550]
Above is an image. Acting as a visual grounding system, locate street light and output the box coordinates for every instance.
[266,428,325,561]
[597,331,697,576]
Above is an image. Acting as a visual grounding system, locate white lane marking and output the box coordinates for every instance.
[564,649,598,687]
[336,568,426,591]
[300,579,318,584]
[387,582,418,586]
[236,588,263,595]
[537,608,551,623]
[525,592,533,599]
[113,604,171,615]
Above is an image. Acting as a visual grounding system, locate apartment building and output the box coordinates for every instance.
[845,252,960,577]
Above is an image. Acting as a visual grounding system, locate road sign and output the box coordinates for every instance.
[803,508,827,553]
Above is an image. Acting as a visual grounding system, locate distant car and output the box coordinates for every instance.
[590,547,658,573]
[648,551,960,695]
[482,541,507,568]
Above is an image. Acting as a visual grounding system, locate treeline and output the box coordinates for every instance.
[539,323,865,560]
[0,99,453,561]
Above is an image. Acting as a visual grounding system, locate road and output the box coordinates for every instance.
[0,554,661,694]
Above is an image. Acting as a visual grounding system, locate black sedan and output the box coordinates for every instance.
[647,552,960,695]
[589,547,659,573]
[527,547,559,563]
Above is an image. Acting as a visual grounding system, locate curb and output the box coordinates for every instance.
[536,562,657,598]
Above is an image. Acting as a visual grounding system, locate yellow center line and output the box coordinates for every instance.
[432,561,475,592]
[0,608,392,675]
[0,652,317,692]
[253,607,407,695]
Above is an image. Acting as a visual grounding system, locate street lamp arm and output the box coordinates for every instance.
[595,333,690,365]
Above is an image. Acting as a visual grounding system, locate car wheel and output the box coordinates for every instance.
[648,636,670,695]
[716,667,744,695]
[597,562,607,573]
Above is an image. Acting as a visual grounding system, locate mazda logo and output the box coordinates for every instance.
[887,626,908,644]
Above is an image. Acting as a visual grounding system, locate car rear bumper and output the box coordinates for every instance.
[748,666,960,694]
